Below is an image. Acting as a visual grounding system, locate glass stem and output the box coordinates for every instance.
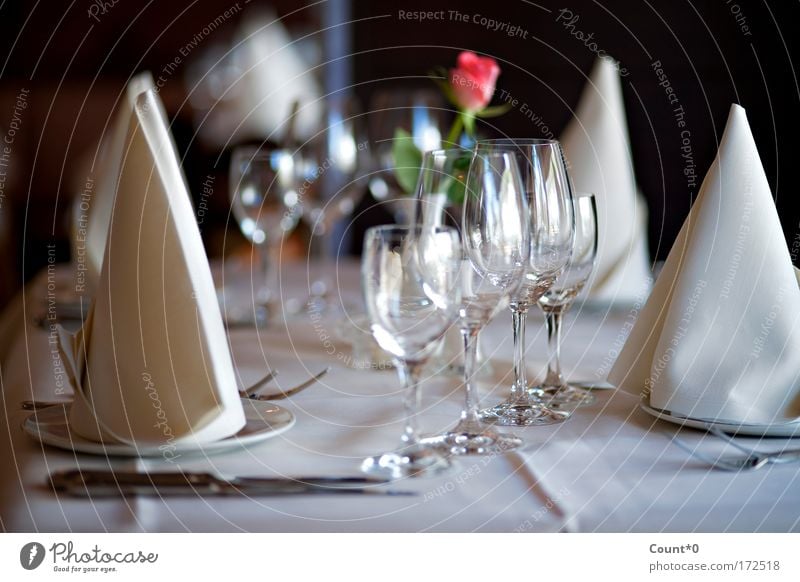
[398,360,424,446]
[544,308,565,387]
[310,229,326,260]
[310,216,335,262]
[460,326,482,425]
[510,303,529,398]
[253,243,271,305]
[309,223,332,300]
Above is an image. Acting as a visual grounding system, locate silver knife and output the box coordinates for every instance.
[50,470,414,497]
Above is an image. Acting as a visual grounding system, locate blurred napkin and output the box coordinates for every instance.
[609,104,800,424]
[59,89,246,445]
[196,9,321,147]
[561,57,652,303]
[84,72,158,289]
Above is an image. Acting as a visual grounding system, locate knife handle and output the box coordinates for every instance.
[50,470,222,496]
[48,470,414,497]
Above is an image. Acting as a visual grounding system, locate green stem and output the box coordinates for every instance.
[446,114,464,147]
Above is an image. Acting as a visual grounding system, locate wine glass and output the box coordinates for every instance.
[417,149,530,456]
[296,95,372,311]
[534,193,598,408]
[476,139,575,427]
[361,225,462,479]
[228,146,302,325]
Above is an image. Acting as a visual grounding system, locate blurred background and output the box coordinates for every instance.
[0,0,797,309]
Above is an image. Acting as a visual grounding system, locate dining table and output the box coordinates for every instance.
[1,258,798,533]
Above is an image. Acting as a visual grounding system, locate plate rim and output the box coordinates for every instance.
[22,399,296,457]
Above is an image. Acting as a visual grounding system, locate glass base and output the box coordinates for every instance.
[480,394,571,427]
[361,444,452,479]
[534,384,596,409]
[426,419,523,456]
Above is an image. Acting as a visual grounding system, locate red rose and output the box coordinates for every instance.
[449,51,501,112]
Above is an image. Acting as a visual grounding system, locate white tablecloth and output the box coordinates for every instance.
[1,261,798,532]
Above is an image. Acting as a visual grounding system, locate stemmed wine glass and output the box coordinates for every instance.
[533,193,598,408]
[228,146,302,325]
[415,149,530,455]
[476,139,575,427]
[361,225,462,478]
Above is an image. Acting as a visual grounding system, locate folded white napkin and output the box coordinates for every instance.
[609,104,800,424]
[197,9,322,147]
[59,89,246,446]
[85,72,157,289]
[561,57,653,303]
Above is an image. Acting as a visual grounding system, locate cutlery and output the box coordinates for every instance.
[240,369,279,397]
[247,367,330,401]
[706,426,800,466]
[21,367,325,411]
[49,469,414,497]
[687,450,793,471]
[672,434,800,471]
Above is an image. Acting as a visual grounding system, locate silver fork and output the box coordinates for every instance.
[705,426,800,466]
[672,437,768,471]
[671,431,800,471]
[240,369,279,398]
[246,367,330,401]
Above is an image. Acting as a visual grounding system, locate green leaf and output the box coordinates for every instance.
[476,103,513,118]
[391,128,423,195]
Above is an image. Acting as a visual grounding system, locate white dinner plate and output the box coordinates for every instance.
[639,403,800,437]
[23,399,295,457]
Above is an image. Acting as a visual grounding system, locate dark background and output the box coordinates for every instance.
[1,0,798,307]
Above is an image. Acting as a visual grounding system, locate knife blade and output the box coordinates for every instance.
[49,470,414,497]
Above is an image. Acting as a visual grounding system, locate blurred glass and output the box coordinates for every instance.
[293,95,372,312]
[228,146,302,325]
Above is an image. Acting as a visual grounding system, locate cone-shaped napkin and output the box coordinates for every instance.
[60,89,246,445]
[609,104,800,424]
[561,57,652,302]
[85,72,157,289]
